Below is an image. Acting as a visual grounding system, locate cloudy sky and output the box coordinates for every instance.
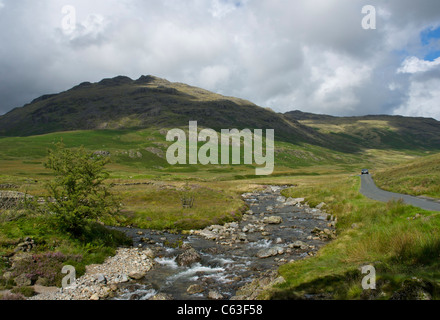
[1,0,440,119]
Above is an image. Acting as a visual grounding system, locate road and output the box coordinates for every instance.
[360,174,440,212]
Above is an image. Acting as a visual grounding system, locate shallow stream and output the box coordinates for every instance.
[109,186,334,300]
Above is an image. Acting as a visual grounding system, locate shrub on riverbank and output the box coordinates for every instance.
[43,143,119,236]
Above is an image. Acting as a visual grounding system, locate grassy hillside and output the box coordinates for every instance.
[285,111,440,151]
[374,153,440,199]
[0,75,330,149]
[4,76,440,156]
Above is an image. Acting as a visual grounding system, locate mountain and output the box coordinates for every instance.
[1,76,440,153]
[0,75,326,147]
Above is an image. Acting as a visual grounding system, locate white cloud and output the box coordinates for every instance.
[393,55,440,119]
[398,56,440,74]
[393,78,440,119]
[64,14,109,46]
[310,51,372,109]
[199,65,231,91]
[209,0,241,18]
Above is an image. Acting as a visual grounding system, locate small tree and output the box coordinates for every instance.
[44,143,118,236]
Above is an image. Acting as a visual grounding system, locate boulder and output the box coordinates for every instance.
[284,198,298,206]
[312,227,322,234]
[256,247,284,259]
[176,247,201,266]
[263,216,283,224]
[128,271,147,280]
[199,230,218,241]
[90,293,100,300]
[95,274,107,284]
[14,237,35,253]
[115,274,129,283]
[276,196,286,203]
[290,241,308,250]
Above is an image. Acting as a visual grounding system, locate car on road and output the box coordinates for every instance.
[361,169,369,175]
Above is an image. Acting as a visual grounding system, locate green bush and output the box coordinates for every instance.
[43,142,119,236]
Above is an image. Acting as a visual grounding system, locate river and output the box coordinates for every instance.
[109,185,335,300]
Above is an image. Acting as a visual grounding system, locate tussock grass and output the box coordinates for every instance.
[108,182,247,230]
[266,174,440,300]
[374,152,440,199]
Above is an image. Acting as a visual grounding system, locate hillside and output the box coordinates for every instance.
[0,75,325,147]
[2,77,440,155]
[373,153,440,199]
[285,110,440,151]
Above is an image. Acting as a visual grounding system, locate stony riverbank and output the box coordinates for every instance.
[29,248,155,300]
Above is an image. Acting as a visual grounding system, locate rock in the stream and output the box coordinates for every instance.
[187,284,205,295]
[284,197,305,206]
[176,247,201,266]
[199,229,218,241]
[256,247,284,259]
[150,293,174,300]
[276,196,286,203]
[263,216,283,224]
[128,271,148,280]
[290,241,308,250]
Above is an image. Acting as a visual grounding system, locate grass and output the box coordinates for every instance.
[262,174,440,300]
[108,181,247,230]
[374,153,440,199]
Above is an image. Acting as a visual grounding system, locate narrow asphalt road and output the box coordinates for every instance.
[360,174,440,212]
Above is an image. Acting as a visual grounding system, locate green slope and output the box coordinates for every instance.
[374,153,440,199]
[285,111,440,151]
[0,75,328,149]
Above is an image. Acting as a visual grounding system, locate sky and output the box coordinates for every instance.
[1,0,440,119]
